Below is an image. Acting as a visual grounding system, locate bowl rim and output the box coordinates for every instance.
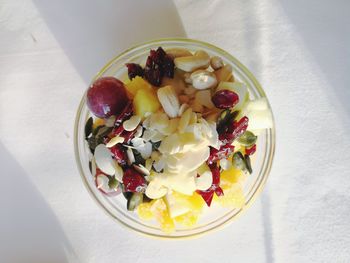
[74,37,276,239]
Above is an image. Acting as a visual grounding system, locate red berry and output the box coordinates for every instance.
[208,144,235,164]
[162,55,175,78]
[219,116,249,145]
[245,144,256,156]
[110,144,128,166]
[122,168,147,193]
[126,63,144,80]
[87,77,129,118]
[114,101,134,128]
[197,163,224,207]
[212,90,239,109]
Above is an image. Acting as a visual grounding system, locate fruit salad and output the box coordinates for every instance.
[84,47,272,233]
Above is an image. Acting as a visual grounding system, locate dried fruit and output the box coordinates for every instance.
[144,47,175,86]
[122,168,147,193]
[207,144,235,164]
[126,63,144,80]
[110,144,128,166]
[219,116,249,144]
[245,144,256,156]
[196,163,224,206]
[212,89,239,109]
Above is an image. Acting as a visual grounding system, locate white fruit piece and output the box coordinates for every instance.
[106,136,124,148]
[122,115,141,131]
[195,89,215,109]
[216,81,249,111]
[94,144,116,176]
[240,98,273,130]
[157,85,180,118]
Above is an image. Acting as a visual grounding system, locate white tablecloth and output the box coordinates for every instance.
[1,0,349,262]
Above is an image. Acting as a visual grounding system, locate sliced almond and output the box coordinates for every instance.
[126,147,135,165]
[106,136,124,148]
[150,112,169,131]
[133,164,150,176]
[157,86,180,118]
[150,131,165,143]
[178,103,189,116]
[178,107,192,133]
[195,171,213,191]
[161,118,180,135]
[195,89,215,109]
[114,162,123,183]
[94,144,116,176]
[123,115,141,131]
[174,50,210,72]
[134,125,143,138]
[214,64,233,82]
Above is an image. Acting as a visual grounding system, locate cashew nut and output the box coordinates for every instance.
[166,48,192,58]
[214,64,233,82]
[190,70,217,90]
[174,50,210,72]
[210,56,224,70]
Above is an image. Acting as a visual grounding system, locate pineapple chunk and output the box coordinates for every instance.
[133,89,161,118]
[125,76,153,97]
[137,202,154,220]
[215,185,245,208]
[220,167,244,190]
[174,211,199,227]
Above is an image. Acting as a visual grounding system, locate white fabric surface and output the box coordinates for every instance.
[1,0,349,262]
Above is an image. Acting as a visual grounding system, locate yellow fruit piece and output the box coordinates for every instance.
[174,211,198,227]
[220,167,244,190]
[137,202,154,220]
[216,185,245,208]
[187,192,205,212]
[93,118,105,129]
[133,89,161,118]
[159,209,175,233]
[125,76,153,97]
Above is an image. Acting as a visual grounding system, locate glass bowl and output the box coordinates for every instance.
[74,38,275,239]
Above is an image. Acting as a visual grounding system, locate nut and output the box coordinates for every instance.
[190,70,217,90]
[183,73,192,84]
[210,56,224,70]
[214,64,233,82]
[174,50,210,72]
[166,48,192,58]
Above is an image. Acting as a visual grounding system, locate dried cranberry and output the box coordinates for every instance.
[110,144,128,166]
[245,144,256,156]
[144,47,175,86]
[162,55,175,78]
[122,168,147,193]
[114,101,133,128]
[197,163,224,207]
[126,63,144,80]
[219,116,249,145]
[121,129,137,144]
[212,90,239,109]
[207,144,235,164]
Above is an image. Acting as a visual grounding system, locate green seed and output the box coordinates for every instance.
[237,131,257,147]
[108,177,119,189]
[232,152,246,171]
[244,154,253,174]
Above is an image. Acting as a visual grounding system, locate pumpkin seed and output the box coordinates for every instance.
[244,154,253,174]
[96,126,113,137]
[232,151,246,171]
[127,193,143,211]
[92,125,104,136]
[237,131,257,147]
[85,117,93,138]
